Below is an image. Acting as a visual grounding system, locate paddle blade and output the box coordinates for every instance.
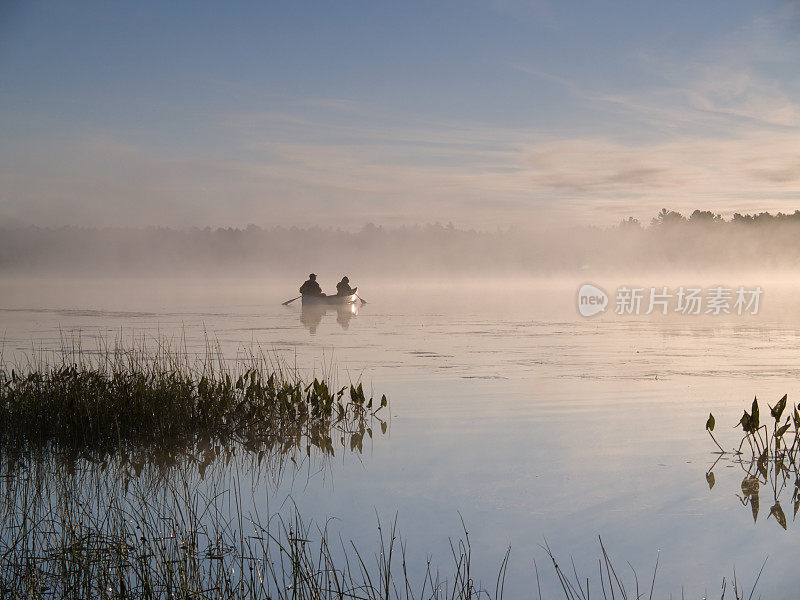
[282,296,301,306]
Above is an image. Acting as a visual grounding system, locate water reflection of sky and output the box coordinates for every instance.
[2,277,800,597]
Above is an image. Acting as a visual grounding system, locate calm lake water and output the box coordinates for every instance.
[2,275,800,597]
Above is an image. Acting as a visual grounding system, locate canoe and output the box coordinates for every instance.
[301,287,358,305]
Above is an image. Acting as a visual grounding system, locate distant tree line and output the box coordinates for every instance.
[622,208,800,228]
[0,209,798,276]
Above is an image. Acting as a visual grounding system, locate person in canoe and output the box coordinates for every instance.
[299,273,325,296]
[336,276,356,296]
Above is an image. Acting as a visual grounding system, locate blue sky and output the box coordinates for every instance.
[1,1,799,228]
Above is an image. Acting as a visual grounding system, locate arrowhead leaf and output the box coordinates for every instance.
[738,411,751,433]
[751,397,760,431]
[757,447,768,477]
[776,420,791,439]
[771,394,787,421]
[769,502,787,530]
[706,471,715,489]
[741,476,759,496]
[706,413,715,432]
[752,492,760,524]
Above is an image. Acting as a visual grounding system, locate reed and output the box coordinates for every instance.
[0,455,503,599]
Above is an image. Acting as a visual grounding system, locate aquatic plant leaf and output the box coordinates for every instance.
[738,411,751,433]
[776,420,791,439]
[795,496,800,518]
[706,471,715,489]
[751,397,760,430]
[771,394,787,421]
[751,492,759,523]
[769,502,787,530]
[380,394,388,408]
[794,406,800,429]
[381,421,387,434]
[706,413,715,432]
[741,476,759,496]
[757,447,768,478]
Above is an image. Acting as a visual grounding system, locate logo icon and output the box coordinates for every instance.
[577,283,608,317]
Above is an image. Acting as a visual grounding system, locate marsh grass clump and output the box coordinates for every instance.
[0,337,387,464]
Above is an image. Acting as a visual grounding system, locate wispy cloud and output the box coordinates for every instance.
[3,101,800,229]
[512,3,800,135]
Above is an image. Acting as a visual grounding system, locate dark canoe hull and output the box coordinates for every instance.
[301,287,358,306]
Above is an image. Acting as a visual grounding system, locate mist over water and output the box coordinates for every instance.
[4,209,800,278]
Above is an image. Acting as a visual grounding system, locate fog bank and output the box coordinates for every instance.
[2,210,799,278]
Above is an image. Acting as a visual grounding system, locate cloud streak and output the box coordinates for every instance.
[2,120,798,229]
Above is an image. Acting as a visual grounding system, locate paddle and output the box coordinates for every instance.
[282,296,301,306]
[355,294,367,305]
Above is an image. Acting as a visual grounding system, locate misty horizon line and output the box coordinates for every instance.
[3,207,800,278]
[5,208,800,234]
